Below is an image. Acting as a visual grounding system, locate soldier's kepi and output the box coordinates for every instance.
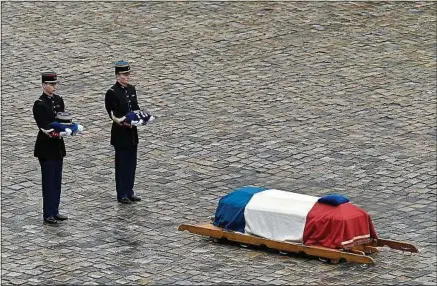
[115,61,130,74]
[42,72,57,84]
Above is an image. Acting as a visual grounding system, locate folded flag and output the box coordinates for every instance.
[49,121,84,136]
[213,187,378,249]
[111,110,155,127]
[40,111,84,138]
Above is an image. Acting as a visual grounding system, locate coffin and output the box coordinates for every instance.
[212,186,378,249]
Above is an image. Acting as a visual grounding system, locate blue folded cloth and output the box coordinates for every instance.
[318,194,349,206]
[125,110,154,126]
[49,121,79,132]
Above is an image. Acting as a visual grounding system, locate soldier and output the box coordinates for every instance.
[104,61,143,204]
[33,72,69,225]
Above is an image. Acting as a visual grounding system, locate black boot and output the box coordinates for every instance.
[44,216,58,225]
[128,195,141,202]
[55,214,68,221]
[118,197,132,204]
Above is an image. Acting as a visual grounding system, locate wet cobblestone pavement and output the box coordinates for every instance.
[1,1,436,285]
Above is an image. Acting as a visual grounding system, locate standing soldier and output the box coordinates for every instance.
[105,61,142,204]
[33,72,69,225]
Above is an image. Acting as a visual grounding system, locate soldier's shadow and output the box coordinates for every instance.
[114,201,151,221]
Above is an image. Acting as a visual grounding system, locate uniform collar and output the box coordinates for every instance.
[42,92,54,99]
[116,81,128,89]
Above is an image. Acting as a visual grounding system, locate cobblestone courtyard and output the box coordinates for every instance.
[1,1,436,285]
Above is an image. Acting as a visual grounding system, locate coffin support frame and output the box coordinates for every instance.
[179,223,418,264]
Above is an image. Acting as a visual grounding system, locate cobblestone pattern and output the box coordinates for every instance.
[1,1,436,285]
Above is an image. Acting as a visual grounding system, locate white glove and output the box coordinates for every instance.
[41,128,55,136]
[131,119,143,127]
[60,128,72,137]
[147,115,155,124]
[77,124,84,133]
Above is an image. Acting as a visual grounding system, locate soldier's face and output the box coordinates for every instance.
[43,83,57,95]
[117,72,130,86]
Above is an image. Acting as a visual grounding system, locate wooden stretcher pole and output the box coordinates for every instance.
[375,238,419,253]
[179,223,375,264]
[351,244,380,254]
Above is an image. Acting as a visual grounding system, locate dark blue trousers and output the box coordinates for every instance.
[115,147,137,200]
[38,158,63,219]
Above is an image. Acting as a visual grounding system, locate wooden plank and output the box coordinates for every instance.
[349,249,366,255]
[363,246,380,254]
[351,244,380,254]
[179,223,375,264]
[376,238,419,253]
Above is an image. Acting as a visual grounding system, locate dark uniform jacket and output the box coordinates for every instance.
[33,93,66,159]
[105,82,140,149]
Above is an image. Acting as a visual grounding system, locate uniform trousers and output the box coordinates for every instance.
[115,146,137,200]
[38,158,63,218]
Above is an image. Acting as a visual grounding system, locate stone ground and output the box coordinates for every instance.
[1,1,436,285]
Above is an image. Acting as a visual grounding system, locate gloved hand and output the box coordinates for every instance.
[41,128,61,139]
[77,124,84,133]
[147,115,155,124]
[121,122,132,128]
[49,131,61,139]
[59,129,71,138]
[131,119,144,127]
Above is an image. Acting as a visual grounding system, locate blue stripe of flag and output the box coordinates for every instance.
[213,186,266,233]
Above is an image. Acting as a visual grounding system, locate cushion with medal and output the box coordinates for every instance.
[318,194,350,206]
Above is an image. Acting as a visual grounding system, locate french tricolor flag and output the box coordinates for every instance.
[213,186,378,249]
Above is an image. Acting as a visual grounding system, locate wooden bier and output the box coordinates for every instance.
[178,223,418,264]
